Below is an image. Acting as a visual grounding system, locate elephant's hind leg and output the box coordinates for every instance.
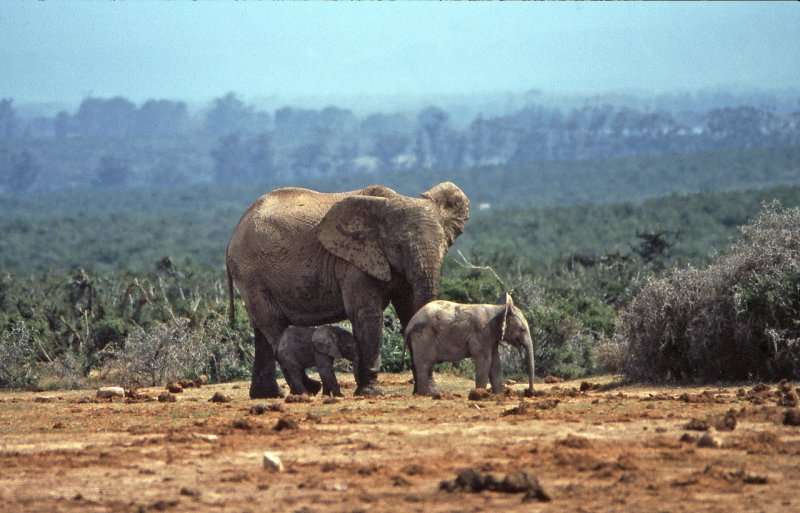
[301,374,322,395]
[250,326,284,399]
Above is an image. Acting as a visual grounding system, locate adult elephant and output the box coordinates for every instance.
[226,182,469,398]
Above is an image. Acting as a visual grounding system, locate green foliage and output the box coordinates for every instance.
[1,145,799,387]
[380,306,410,373]
[617,204,800,382]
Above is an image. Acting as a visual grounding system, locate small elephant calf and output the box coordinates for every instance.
[405,293,535,397]
[276,325,356,397]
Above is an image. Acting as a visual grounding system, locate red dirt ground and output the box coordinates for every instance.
[1,373,799,513]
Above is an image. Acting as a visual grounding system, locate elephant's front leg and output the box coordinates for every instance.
[489,345,504,394]
[351,310,383,396]
[250,327,284,399]
[315,353,343,397]
[473,346,493,391]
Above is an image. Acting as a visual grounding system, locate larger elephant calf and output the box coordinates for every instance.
[227,182,469,397]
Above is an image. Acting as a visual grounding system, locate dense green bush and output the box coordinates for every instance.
[380,307,410,373]
[617,203,800,382]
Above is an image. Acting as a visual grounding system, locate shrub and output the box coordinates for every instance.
[0,321,39,389]
[102,318,211,387]
[617,203,800,381]
[380,307,410,373]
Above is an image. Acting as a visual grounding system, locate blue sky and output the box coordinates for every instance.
[1,2,799,106]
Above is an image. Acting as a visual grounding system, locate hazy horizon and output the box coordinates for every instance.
[2,2,799,110]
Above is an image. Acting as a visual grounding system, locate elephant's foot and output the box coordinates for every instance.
[354,384,384,397]
[249,380,284,399]
[301,376,322,396]
[412,383,441,396]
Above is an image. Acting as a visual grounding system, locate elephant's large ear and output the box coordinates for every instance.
[312,327,343,360]
[318,196,392,282]
[421,182,469,246]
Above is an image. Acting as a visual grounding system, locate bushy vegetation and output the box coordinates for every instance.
[1,178,799,389]
[616,203,800,382]
[0,261,252,390]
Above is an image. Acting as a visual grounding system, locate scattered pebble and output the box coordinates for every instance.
[157,392,177,403]
[440,468,550,502]
[209,392,232,403]
[580,381,601,392]
[783,409,800,426]
[263,452,284,472]
[97,387,125,399]
[779,389,799,408]
[557,434,593,449]
[285,394,312,403]
[684,418,710,431]
[273,416,299,431]
[697,429,723,448]
[468,388,491,401]
[191,433,218,443]
[715,409,737,431]
[167,382,184,394]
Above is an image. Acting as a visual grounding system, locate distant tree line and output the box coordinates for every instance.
[1,92,799,192]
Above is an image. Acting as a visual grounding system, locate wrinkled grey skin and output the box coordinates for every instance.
[276,325,356,397]
[405,293,535,396]
[227,182,469,398]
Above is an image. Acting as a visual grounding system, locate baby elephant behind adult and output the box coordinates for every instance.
[277,325,356,397]
[405,293,534,396]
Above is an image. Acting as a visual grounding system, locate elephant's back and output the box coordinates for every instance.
[229,188,338,253]
[406,300,458,333]
[248,188,341,225]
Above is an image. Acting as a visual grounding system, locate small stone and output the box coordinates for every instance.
[684,418,710,431]
[558,434,593,449]
[580,381,601,392]
[209,392,232,403]
[97,387,125,399]
[783,409,800,426]
[166,382,184,394]
[716,410,737,431]
[439,479,458,492]
[285,394,312,403]
[779,389,800,407]
[455,467,485,492]
[191,433,218,443]
[157,391,177,403]
[263,452,284,472]
[500,471,535,493]
[742,472,768,484]
[273,416,299,431]
[697,429,723,448]
[250,404,268,415]
[468,388,491,401]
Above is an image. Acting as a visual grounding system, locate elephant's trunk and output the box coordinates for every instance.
[523,335,535,396]
[408,241,443,312]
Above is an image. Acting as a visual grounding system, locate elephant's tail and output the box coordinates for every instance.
[226,263,236,329]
